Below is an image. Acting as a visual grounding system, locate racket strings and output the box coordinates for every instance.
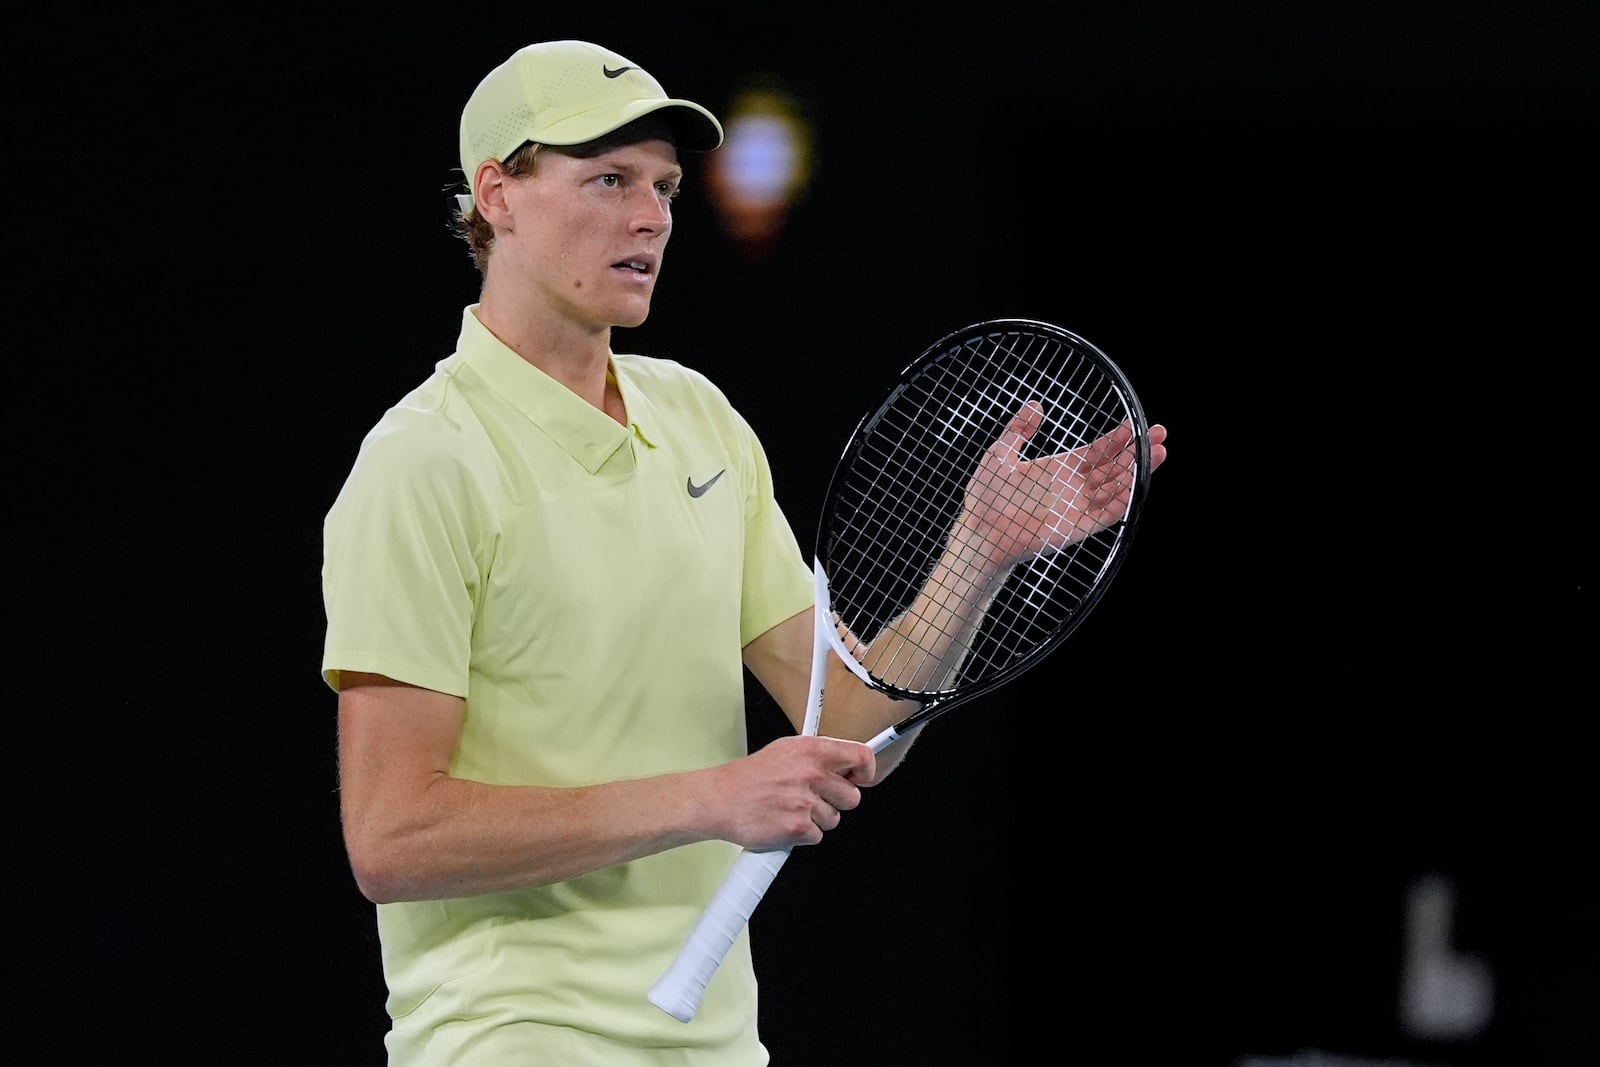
[824,326,1140,697]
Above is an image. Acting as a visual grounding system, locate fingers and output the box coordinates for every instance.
[817,735,876,779]
[993,400,1045,459]
[1012,410,1163,474]
[799,737,872,841]
[734,736,875,850]
[808,736,874,811]
[1149,423,1168,471]
[962,407,1156,560]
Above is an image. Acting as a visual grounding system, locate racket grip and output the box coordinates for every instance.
[648,845,794,1022]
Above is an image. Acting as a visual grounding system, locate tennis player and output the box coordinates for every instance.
[321,38,1166,1064]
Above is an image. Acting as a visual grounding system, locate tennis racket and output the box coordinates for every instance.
[648,318,1155,1022]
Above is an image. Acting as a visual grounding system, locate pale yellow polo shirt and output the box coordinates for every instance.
[321,305,812,1066]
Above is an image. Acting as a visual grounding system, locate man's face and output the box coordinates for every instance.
[498,138,682,330]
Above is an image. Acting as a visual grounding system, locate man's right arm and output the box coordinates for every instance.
[336,672,874,903]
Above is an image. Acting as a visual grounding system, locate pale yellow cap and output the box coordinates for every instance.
[457,40,724,213]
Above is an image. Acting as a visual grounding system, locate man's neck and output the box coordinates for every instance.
[472,299,624,423]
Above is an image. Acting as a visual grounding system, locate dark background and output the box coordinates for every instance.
[28,4,1594,1064]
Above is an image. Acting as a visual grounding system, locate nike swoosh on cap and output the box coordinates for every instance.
[686,470,726,498]
[603,65,636,78]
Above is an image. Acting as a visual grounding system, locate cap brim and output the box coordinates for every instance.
[536,98,724,152]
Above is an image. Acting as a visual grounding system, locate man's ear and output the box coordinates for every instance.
[474,159,514,228]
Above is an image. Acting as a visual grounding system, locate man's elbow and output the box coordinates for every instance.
[344,830,411,905]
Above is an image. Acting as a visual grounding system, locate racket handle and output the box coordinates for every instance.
[648,845,794,1022]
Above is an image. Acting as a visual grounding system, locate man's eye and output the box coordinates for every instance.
[599,174,621,188]
[658,183,681,199]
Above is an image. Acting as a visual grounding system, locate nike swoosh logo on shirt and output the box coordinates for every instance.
[687,470,726,498]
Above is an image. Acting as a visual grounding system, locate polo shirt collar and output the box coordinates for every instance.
[455,305,656,474]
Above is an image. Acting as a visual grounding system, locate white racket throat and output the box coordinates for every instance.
[816,558,875,687]
[813,559,912,753]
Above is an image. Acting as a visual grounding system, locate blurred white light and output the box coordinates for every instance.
[705,86,814,260]
[719,116,801,205]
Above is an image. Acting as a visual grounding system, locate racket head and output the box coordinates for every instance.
[816,318,1151,718]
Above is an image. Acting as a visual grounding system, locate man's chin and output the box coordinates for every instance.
[612,301,652,330]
